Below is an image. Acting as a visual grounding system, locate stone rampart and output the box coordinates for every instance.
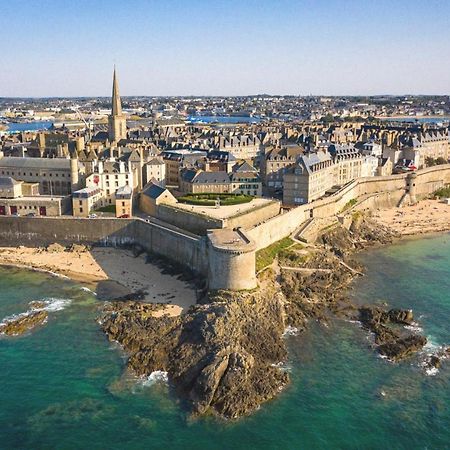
[248,165,450,250]
[1,165,449,291]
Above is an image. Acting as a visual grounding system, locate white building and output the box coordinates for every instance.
[145,156,166,187]
[85,159,133,206]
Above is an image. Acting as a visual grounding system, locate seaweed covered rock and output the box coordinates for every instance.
[0,310,48,336]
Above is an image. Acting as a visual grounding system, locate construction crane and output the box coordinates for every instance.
[72,105,93,142]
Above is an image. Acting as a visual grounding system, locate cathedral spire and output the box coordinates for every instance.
[108,66,127,143]
[111,66,122,117]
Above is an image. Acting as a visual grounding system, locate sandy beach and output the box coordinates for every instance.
[373,199,450,236]
[0,245,197,316]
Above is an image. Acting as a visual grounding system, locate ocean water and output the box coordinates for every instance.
[1,234,450,449]
[7,121,53,133]
[187,116,261,124]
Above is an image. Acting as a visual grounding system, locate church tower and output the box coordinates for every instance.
[108,67,127,143]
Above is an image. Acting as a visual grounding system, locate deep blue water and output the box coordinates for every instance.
[0,234,449,449]
[7,121,53,133]
[187,116,261,124]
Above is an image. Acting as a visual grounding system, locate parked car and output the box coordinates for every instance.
[25,213,36,217]
[119,214,130,218]
[88,214,97,219]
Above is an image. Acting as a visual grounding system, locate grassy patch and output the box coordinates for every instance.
[341,198,358,212]
[95,205,116,213]
[178,193,253,206]
[278,244,309,267]
[255,237,293,272]
[434,186,450,198]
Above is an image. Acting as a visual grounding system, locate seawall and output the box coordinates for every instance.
[248,164,450,250]
[0,165,449,290]
[0,216,255,291]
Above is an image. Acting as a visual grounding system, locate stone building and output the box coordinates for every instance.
[230,161,262,196]
[85,159,133,206]
[144,156,166,187]
[139,182,177,217]
[0,154,80,195]
[72,187,103,217]
[283,151,334,205]
[179,169,231,194]
[260,145,303,193]
[115,185,133,217]
[108,67,127,144]
[0,176,69,216]
[328,144,364,186]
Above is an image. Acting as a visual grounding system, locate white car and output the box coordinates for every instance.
[88,214,97,219]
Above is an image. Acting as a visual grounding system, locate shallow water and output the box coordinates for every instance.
[0,234,449,449]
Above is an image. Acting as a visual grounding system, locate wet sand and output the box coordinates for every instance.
[0,246,197,316]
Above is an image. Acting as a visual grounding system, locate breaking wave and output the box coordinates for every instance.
[282,326,299,337]
[142,371,169,386]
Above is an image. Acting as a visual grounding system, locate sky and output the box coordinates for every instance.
[1,0,450,97]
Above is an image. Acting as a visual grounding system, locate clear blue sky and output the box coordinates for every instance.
[1,0,449,97]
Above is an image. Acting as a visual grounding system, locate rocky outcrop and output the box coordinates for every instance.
[357,305,427,360]
[98,216,427,419]
[282,218,427,362]
[0,310,48,336]
[99,287,289,419]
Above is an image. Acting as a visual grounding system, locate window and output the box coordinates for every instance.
[79,200,82,206]
[80,207,83,213]
[122,201,125,206]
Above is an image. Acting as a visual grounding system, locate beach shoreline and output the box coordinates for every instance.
[1,199,448,313]
[0,246,197,316]
[371,199,450,236]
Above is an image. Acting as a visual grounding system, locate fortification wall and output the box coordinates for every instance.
[0,217,209,277]
[224,201,281,231]
[157,204,224,235]
[0,217,136,246]
[248,165,450,251]
[247,207,309,250]
[1,165,448,291]
[156,200,281,236]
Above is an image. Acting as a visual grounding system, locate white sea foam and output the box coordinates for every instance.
[35,298,72,312]
[46,270,70,279]
[142,371,169,386]
[282,326,299,337]
[80,286,97,295]
[404,322,423,333]
[271,361,292,372]
[425,367,439,376]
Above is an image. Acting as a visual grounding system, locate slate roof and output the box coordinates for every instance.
[192,171,230,184]
[0,156,71,170]
[147,157,164,165]
[115,184,133,199]
[142,182,167,199]
[0,176,21,187]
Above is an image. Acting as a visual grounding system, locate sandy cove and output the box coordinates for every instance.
[0,246,197,316]
[373,199,450,236]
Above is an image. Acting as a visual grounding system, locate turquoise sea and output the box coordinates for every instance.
[1,233,450,449]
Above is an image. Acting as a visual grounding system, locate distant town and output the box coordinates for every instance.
[0,70,449,223]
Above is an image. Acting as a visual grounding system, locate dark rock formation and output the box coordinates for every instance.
[0,310,48,336]
[357,306,427,360]
[99,288,289,419]
[97,216,426,419]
